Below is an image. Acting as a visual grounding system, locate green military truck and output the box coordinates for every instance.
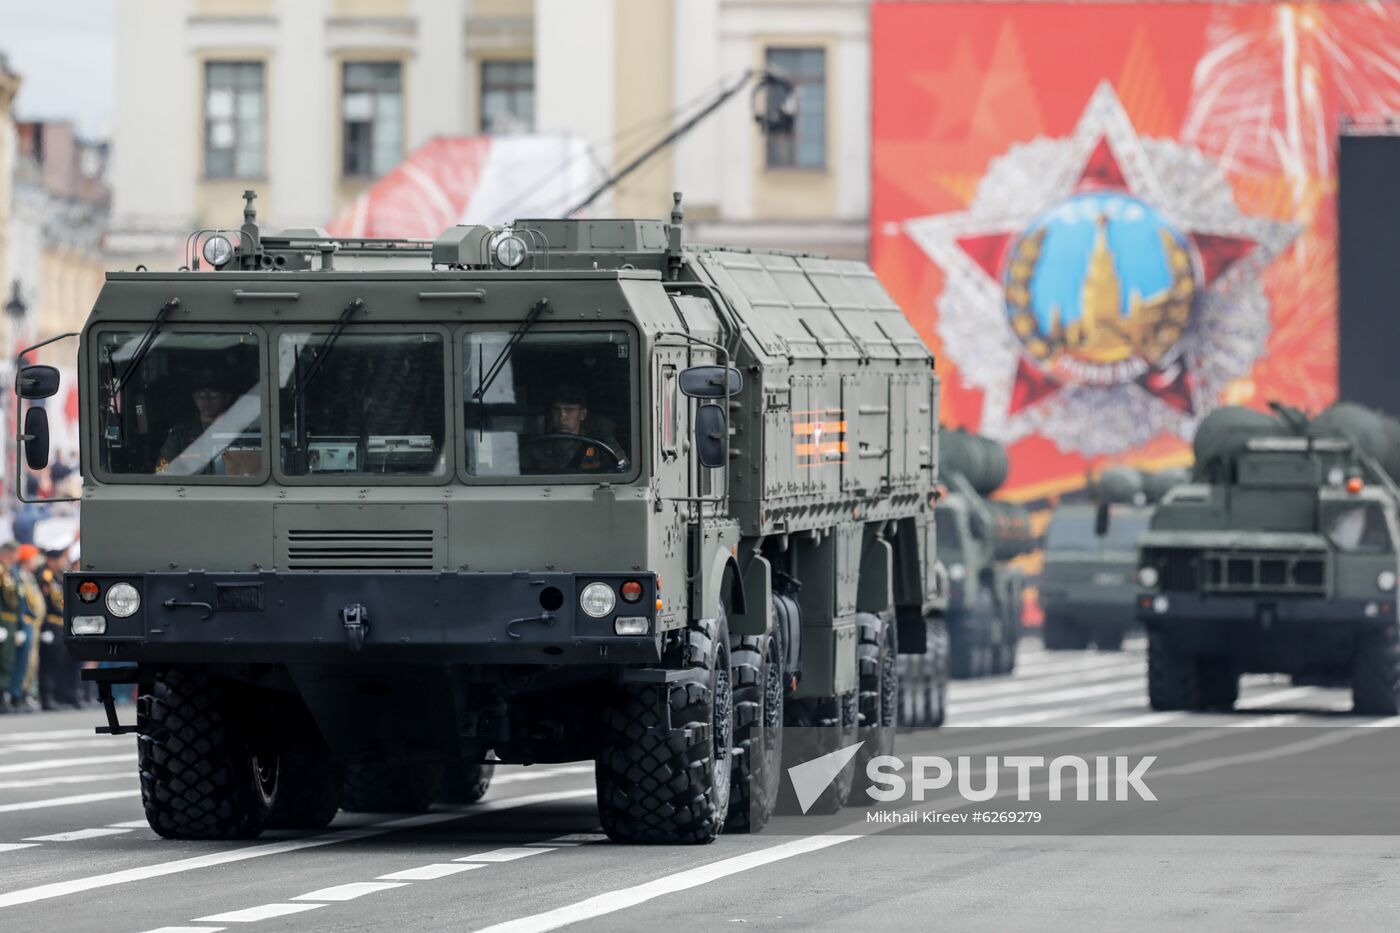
[1138,403,1400,715]
[935,428,1031,677]
[1041,466,1185,651]
[16,192,947,843]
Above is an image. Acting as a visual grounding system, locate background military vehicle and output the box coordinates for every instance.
[1138,403,1400,715]
[17,192,946,844]
[1040,466,1187,651]
[936,428,1032,677]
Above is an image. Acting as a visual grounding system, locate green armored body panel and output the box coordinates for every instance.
[1138,403,1400,714]
[19,193,947,843]
[935,428,1029,677]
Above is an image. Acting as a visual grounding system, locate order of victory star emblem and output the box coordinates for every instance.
[903,83,1300,455]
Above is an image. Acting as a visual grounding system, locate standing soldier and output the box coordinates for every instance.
[38,549,77,710]
[0,542,19,714]
[10,544,44,713]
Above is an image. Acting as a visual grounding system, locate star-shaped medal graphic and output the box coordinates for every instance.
[903,83,1300,455]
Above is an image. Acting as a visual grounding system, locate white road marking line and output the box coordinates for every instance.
[454,847,554,863]
[492,765,593,785]
[194,903,325,923]
[541,833,607,843]
[0,740,133,756]
[378,863,484,881]
[474,835,860,933]
[23,827,133,843]
[952,678,1144,714]
[138,927,227,933]
[292,882,409,901]
[0,844,40,853]
[948,661,1143,700]
[0,754,134,775]
[0,729,95,743]
[0,788,594,910]
[108,819,152,828]
[959,694,1149,727]
[0,790,138,814]
[1236,686,1324,709]
[0,771,135,790]
[527,842,579,847]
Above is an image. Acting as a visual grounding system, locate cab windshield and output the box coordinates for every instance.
[277,331,446,476]
[463,328,634,478]
[96,329,264,478]
[1322,500,1393,553]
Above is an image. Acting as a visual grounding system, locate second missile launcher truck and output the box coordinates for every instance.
[1138,403,1400,715]
[20,192,947,844]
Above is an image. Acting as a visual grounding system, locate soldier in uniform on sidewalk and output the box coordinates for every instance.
[38,548,80,710]
[8,543,44,713]
[0,542,20,714]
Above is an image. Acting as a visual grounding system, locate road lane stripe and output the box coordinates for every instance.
[109,819,152,828]
[0,740,133,756]
[24,828,133,842]
[378,863,484,881]
[0,772,135,790]
[292,882,409,901]
[0,788,594,910]
[195,903,325,922]
[948,662,1143,700]
[474,834,861,933]
[139,927,227,933]
[964,694,1150,727]
[454,847,554,863]
[0,754,133,775]
[0,730,95,743]
[0,845,39,853]
[952,678,1144,714]
[0,791,138,814]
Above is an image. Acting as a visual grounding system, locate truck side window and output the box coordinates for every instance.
[96,329,264,478]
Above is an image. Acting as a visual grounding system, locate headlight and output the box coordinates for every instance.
[202,234,234,268]
[494,234,527,268]
[1151,595,1170,615]
[105,582,141,618]
[947,563,966,581]
[1379,570,1397,593]
[71,615,107,636]
[614,617,649,636]
[580,582,616,618]
[1137,566,1160,588]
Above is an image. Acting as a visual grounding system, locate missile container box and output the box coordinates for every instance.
[19,193,948,844]
[1138,403,1400,714]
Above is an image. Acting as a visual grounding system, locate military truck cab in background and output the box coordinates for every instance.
[16,192,949,844]
[1138,404,1400,715]
[935,429,1031,678]
[1041,467,1186,651]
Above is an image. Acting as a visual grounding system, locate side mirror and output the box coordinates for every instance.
[16,365,60,400]
[679,365,743,399]
[23,407,50,470]
[1094,501,1112,537]
[695,403,728,469]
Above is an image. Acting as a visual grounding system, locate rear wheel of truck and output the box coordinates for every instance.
[1351,623,1400,716]
[726,624,784,833]
[1095,627,1125,652]
[267,752,342,830]
[137,669,275,840]
[439,761,495,805]
[853,613,896,782]
[1043,614,1087,651]
[341,762,443,813]
[949,622,985,679]
[596,611,734,844]
[1147,632,1195,711]
[1195,659,1238,711]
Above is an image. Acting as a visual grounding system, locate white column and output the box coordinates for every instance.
[834,32,869,221]
[411,0,468,146]
[535,0,616,214]
[670,0,720,211]
[715,29,753,221]
[270,0,333,229]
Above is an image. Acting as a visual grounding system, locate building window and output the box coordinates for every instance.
[764,48,826,170]
[342,61,403,178]
[205,62,264,178]
[481,60,534,134]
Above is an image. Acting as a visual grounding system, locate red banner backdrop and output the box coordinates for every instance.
[872,1,1400,500]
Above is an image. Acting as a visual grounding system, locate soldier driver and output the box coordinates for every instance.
[157,375,235,474]
[521,383,625,473]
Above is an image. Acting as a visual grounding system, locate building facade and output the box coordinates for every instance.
[0,53,20,313]
[107,0,872,267]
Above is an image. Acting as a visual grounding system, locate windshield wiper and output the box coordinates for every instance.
[292,298,364,406]
[472,298,549,401]
[113,297,180,400]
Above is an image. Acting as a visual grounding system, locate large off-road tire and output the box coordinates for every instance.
[1351,623,1400,716]
[341,762,443,813]
[137,669,276,840]
[896,615,948,728]
[439,761,495,805]
[778,651,859,816]
[949,627,980,679]
[1196,658,1238,711]
[1147,632,1194,711]
[726,624,784,833]
[853,613,896,781]
[267,752,342,830]
[1095,627,1126,652]
[1043,614,1088,651]
[596,612,734,844]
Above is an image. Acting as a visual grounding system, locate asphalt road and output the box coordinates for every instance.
[1,635,1394,933]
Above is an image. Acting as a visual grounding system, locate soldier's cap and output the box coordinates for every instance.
[551,382,588,407]
[43,548,67,560]
[188,371,236,394]
[16,544,39,561]
[0,541,18,552]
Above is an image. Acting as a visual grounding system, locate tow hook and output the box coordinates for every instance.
[341,604,370,651]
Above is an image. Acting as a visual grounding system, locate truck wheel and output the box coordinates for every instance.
[439,761,495,804]
[1148,633,1198,711]
[1196,659,1238,711]
[597,612,733,844]
[267,752,342,830]
[341,762,443,813]
[927,616,949,727]
[1043,614,1087,651]
[726,625,784,833]
[137,669,275,840]
[1351,623,1400,716]
[1095,627,1125,652]
[854,613,896,777]
[949,630,982,679]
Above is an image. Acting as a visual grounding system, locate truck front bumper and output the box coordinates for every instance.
[63,570,662,665]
